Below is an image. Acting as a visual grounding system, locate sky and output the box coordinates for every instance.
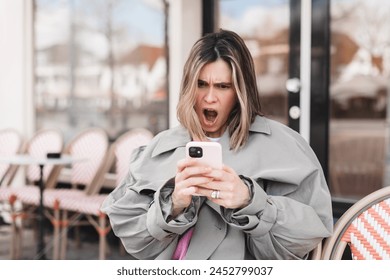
[35,0,165,54]
[35,0,290,49]
[220,0,288,18]
[35,0,390,60]
[220,0,289,38]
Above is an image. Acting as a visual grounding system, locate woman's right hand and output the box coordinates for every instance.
[172,158,212,217]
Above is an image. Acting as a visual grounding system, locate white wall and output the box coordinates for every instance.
[168,0,202,128]
[0,0,34,138]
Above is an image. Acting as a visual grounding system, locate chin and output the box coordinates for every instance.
[202,124,224,137]
[204,130,221,138]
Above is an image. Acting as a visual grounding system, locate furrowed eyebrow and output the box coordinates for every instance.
[197,80,232,88]
[214,82,232,86]
[198,80,232,85]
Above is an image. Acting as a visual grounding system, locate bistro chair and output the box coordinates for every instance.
[49,128,153,259]
[110,128,153,190]
[23,128,64,187]
[3,127,108,259]
[0,128,24,186]
[308,243,322,260]
[322,186,390,259]
[42,127,109,259]
[0,128,63,259]
[0,128,23,259]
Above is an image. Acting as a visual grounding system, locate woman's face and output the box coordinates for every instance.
[194,59,237,138]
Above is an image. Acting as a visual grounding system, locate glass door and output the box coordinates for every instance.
[329,0,390,203]
[217,0,291,125]
[216,0,319,146]
[215,0,390,216]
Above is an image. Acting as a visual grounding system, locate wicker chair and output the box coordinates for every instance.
[42,127,109,259]
[322,186,390,259]
[0,128,24,186]
[308,243,322,260]
[4,127,107,259]
[46,128,153,259]
[0,128,63,259]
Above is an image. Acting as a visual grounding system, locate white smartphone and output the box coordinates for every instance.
[185,141,222,169]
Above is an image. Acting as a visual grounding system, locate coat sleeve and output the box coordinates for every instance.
[100,147,200,259]
[221,145,333,260]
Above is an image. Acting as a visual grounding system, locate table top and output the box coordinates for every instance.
[0,154,85,166]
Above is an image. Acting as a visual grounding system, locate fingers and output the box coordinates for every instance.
[193,165,251,209]
[176,158,212,179]
[194,187,232,208]
[195,187,222,198]
[176,166,212,181]
[174,160,249,209]
[195,184,249,209]
[173,159,214,211]
[176,158,210,173]
[203,165,235,182]
[175,176,213,191]
[175,185,197,196]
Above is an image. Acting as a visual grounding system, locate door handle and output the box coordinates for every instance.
[286,78,301,120]
[285,78,301,93]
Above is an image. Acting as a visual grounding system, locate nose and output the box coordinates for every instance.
[204,87,217,103]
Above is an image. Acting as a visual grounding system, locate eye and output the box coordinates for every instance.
[197,80,207,88]
[216,83,232,89]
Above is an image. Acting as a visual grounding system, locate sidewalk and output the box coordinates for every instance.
[0,221,132,260]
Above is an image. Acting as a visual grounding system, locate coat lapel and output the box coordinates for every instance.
[185,203,226,259]
[155,238,179,260]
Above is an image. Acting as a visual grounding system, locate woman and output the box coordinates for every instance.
[101,29,333,260]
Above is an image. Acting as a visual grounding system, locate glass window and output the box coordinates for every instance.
[330,0,390,200]
[34,0,168,141]
[218,0,290,124]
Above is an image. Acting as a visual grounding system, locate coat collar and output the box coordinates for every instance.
[151,126,191,158]
[249,115,271,134]
[151,116,271,158]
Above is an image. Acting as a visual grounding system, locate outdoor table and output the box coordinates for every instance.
[0,154,84,259]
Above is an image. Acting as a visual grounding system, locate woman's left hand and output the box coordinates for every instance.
[195,165,251,209]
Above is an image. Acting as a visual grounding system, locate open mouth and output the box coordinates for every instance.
[203,109,218,123]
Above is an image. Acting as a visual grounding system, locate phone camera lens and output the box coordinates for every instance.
[189,146,202,158]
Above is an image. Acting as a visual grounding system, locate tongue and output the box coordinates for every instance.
[205,110,217,121]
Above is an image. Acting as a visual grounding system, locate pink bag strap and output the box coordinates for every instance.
[172,227,195,260]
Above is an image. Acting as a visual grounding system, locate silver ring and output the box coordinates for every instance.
[211,190,220,199]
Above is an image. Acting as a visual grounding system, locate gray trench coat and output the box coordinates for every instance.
[101,116,333,260]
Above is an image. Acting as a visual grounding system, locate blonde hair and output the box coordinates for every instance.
[177,29,263,151]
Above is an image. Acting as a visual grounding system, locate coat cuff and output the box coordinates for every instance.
[146,178,199,240]
[221,177,277,237]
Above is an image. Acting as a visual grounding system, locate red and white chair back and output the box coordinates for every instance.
[25,129,63,183]
[66,128,109,194]
[322,186,390,259]
[342,197,390,259]
[0,129,23,186]
[47,128,151,260]
[114,128,153,185]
